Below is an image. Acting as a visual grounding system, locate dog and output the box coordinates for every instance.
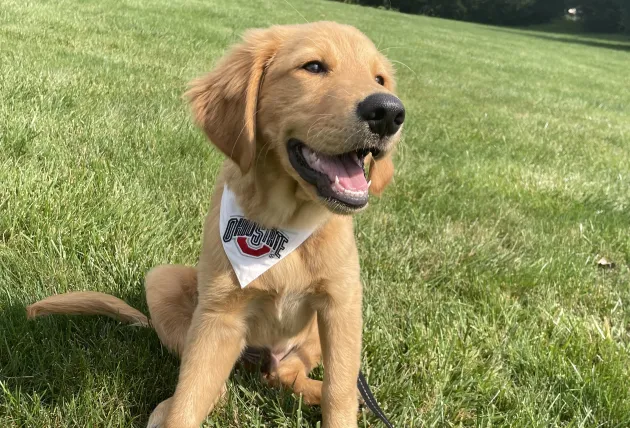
[26,21,405,428]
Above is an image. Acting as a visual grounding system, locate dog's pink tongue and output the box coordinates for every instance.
[319,153,368,191]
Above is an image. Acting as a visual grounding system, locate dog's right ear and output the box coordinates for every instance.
[185,29,279,174]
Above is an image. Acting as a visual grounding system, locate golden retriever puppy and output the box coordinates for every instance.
[27,21,405,428]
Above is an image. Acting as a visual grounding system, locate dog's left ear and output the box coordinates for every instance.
[368,153,395,196]
[185,29,280,174]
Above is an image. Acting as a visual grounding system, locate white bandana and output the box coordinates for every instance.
[220,185,317,288]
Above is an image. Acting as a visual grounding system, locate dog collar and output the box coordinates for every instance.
[219,185,316,288]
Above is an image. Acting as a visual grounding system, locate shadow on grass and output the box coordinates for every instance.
[516,19,630,42]
[490,27,630,53]
[0,291,176,426]
[0,290,324,426]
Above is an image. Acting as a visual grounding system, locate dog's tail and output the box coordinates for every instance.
[26,292,150,327]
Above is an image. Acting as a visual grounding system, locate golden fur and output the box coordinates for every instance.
[27,21,403,428]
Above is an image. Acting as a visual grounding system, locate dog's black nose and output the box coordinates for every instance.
[357,93,405,138]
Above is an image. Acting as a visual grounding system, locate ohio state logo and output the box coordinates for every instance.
[222,217,289,258]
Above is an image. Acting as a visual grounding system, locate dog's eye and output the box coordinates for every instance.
[302,61,327,74]
[375,75,385,86]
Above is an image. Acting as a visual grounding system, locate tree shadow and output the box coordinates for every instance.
[490,27,630,53]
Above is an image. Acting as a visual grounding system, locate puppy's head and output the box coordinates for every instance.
[187,22,404,214]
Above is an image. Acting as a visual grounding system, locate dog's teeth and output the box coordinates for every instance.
[367,180,372,188]
[335,175,339,185]
[342,188,368,197]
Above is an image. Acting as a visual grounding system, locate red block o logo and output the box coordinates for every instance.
[236,236,271,257]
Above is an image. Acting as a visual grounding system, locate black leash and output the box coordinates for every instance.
[357,371,394,428]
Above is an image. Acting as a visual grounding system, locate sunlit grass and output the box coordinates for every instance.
[1,0,629,426]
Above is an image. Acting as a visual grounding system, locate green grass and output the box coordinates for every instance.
[1,0,630,426]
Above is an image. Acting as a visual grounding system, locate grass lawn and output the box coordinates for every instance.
[1,0,630,426]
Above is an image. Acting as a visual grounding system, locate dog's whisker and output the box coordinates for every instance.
[339,88,351,97]
[262,139,274,165]
[341,129,362,148]
[303,36,328,53]
[228,106,265,162]
[306,116,333,140]
[255,139,272,171]
[378,46,409,53]
[281,0,309,23]
[321,93,347,101]
[389,59,418,78]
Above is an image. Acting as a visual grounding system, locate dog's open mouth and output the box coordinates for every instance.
[287,139,381,210]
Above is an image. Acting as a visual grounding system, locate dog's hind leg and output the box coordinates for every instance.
[145,265,198,357]
[266,354,323,405]
[264,319,324,405]
[264,320,364,408]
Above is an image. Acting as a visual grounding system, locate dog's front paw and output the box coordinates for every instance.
[147,385,228,428]
[147,398,171,428]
